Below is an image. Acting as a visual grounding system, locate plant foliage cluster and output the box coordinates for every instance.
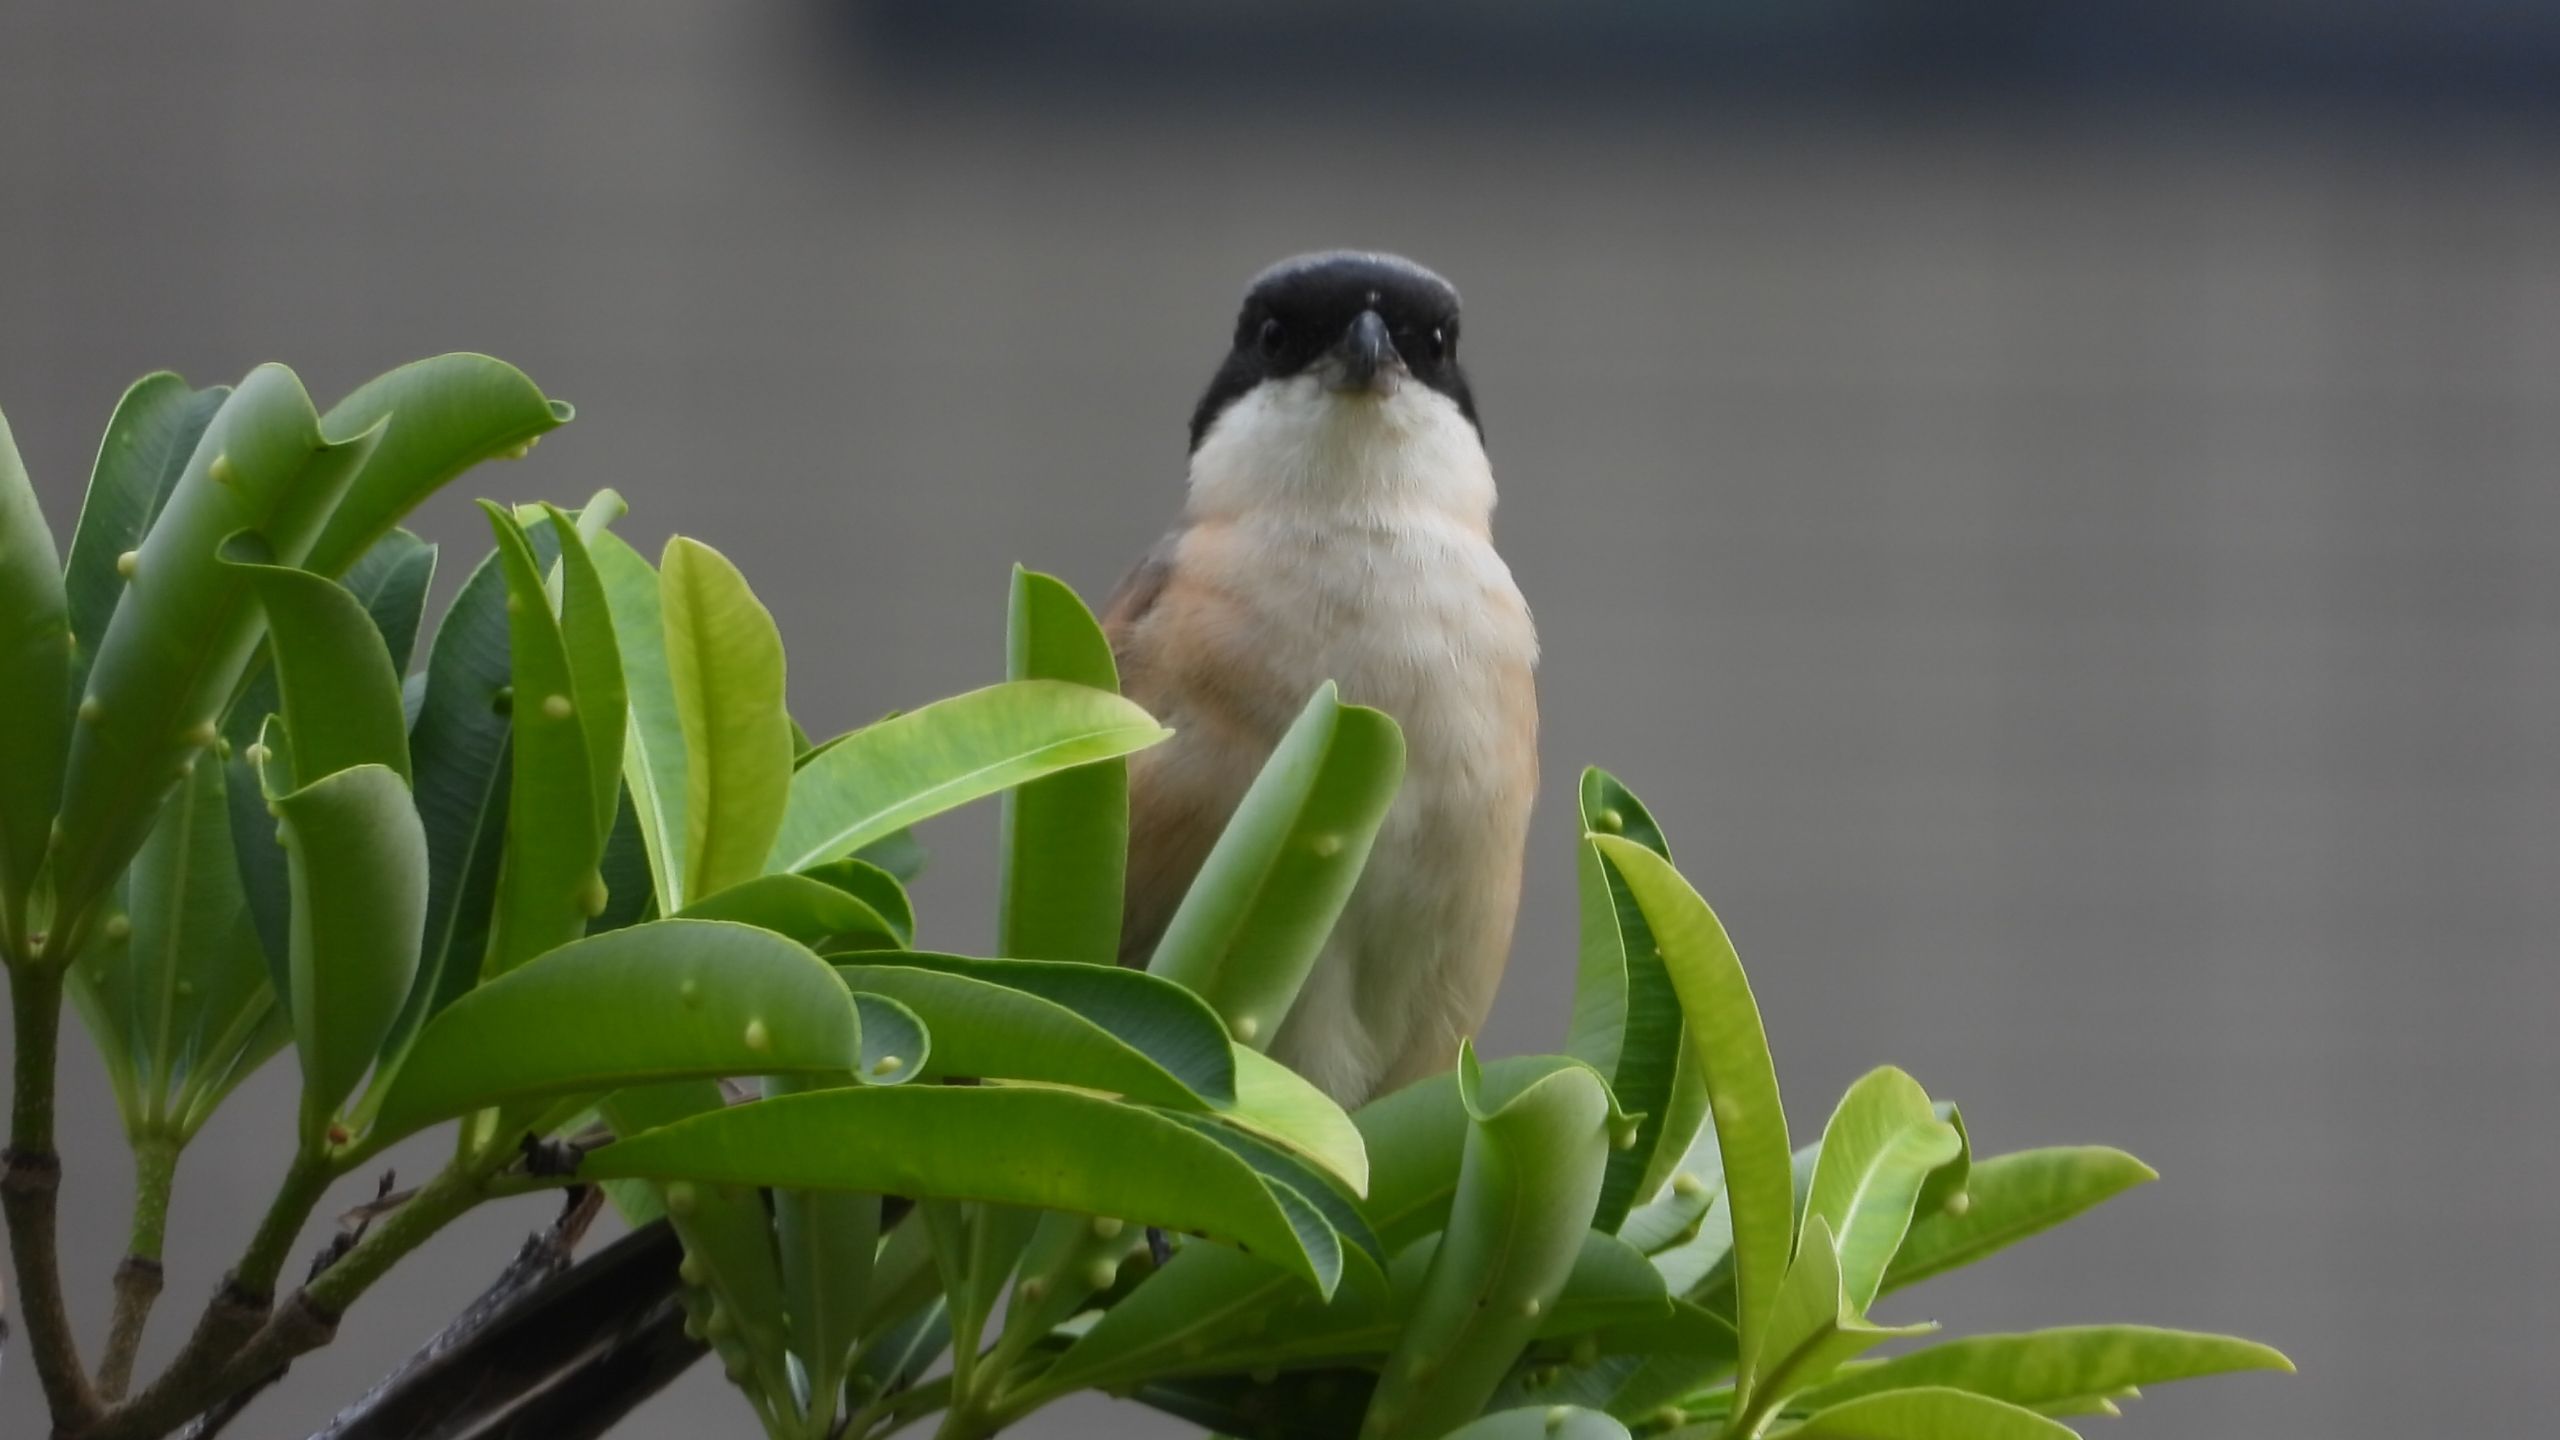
[0,357,2288,1440]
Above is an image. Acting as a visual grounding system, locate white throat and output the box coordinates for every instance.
[1185,375,1496,530]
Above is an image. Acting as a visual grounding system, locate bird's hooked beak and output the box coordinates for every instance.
[1322,309,1400,395]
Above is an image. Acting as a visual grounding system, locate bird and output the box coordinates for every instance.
[1103,251,1540,1108]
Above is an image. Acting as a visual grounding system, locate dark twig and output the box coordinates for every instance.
[305,1195,700,1440]
[6,960,105,1430]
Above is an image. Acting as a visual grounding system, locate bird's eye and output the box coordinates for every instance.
[1423,326,1450,362]
[1256,318,1286,359]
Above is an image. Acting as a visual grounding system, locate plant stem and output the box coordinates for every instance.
[233,1148,336,1304]
[4,957,107,1429]
[99,1134,181,1398]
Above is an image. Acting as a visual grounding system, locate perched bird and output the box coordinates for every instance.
[1105,251,1540,1107]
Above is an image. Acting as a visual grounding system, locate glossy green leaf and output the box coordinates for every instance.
[237,560,411,785]
[1147,682,1405,1043]
[0,404,67,930]
[1156,1109,1378,1264]
[270,762,426,1137]
[589,530,684,912]
[770,678,1168,875]
[478,503,607,976]
[373,531,540,1070]
[52,364,385,922]
[807,856,913,945]
[833,951,1232,1107]
[1226,1044,1370,1196]
[1364,1049,1616,1439]
[1569,771,1711,1232]
[585,1083,1340,1294]
[62,374,225,699]
[1794,1325,2292,1416]
[1882,1148,2157,1293]
[659,536,791,904]
[1589,834,1792,1393]
[367,919,860,1145]
[1800,1067,1963,1314]
[223,527,437,750]
[1751,1220,1933,1413]
[680,872,903,952]
[998,566,1127,963]
[1443,1407,1631,1440]
[1773,1386,2080,1440]
[65,753,283,1139]
[303,353,571,578]
[541,506,625,842]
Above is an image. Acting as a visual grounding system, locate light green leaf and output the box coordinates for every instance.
[1883,1147,2157,1293]
[303,353,572,578]
[1752,1220,1934,1411]
[680,872,904,952]
[0,404,68,930]
[51,364,384,923]
[65,753,283,1139]
[1774,1386,2081,1440]
[1443,1407,1632,1440]
[63,375,226,699]
[586,1083,1341,1295]
[270,763,426,1138]
[236,559,411,786]
[998,566,1127,963]
[1794,1325,2293,1416]
[1800,1067,1963,1314]
[660,536,790,905]
[1589,834,1792,1395]
[1146,682,1405,1043]
[542,506,626,844]
[833,952,1232,1107]
[367,919,861,1145]
[1364,1049,1617,1439]
[771,678,1168,875]
[1226,1044,1369,1197]
[589,530,684,912]
[478,503,606,977]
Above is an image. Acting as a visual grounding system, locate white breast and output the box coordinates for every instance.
[1182,375,1540,1102]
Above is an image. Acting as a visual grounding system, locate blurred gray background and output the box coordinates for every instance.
[4,3,2555,1437]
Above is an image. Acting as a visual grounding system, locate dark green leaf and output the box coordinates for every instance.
[270,762,426,1137]
[0,404,68,927]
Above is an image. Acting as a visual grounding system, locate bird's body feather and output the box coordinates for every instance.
[1108,353,1537,1105]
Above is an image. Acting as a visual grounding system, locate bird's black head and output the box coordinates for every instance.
[1188,251,1478,452]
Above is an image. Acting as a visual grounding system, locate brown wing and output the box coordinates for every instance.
[1103,525,1266,967]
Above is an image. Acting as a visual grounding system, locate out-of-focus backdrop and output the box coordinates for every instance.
[4,3,2554,1437]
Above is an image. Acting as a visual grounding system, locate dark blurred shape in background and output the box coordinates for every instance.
[1,4,2551,1440]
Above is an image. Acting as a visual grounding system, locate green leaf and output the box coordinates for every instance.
[589,530,684,913]
[1569,769,1704,1233]
[1774,1387,2082,1440]
[224,527,438,750]
[0,404,68,929]
[1794,1325,2293,1416]
[1882,1147,2157,1293]
[998,566,1127,963]
[760,1071,881,1431]
[680,872,903,952]
[806,856,913,946]
[770,678,1169,875]
[1226,1044,1370,1196]
[1911,1102,1971,1230]
[303,353,571,578]
[63,375,226,699]
[270,763,427,1137]
[1589,834,1792,1395]
[834,952,1232,1107]
[586,1084,1342,1294]
[1364,1049,1618,1439]
[373,531,539,1070]
[656,536,791,905]
[367,919,861,1145]
[1442,1407,1631,1440]
[851,991,928,1082]
[235,559,412,785]
[1752,1220,1934,1411]
[51,364,385,922]
[544,506,626,844]
[65,753,283,1139]
[478,503,608,977]
[1799,1067,1963,1314]
[1146,682,1405,1043]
